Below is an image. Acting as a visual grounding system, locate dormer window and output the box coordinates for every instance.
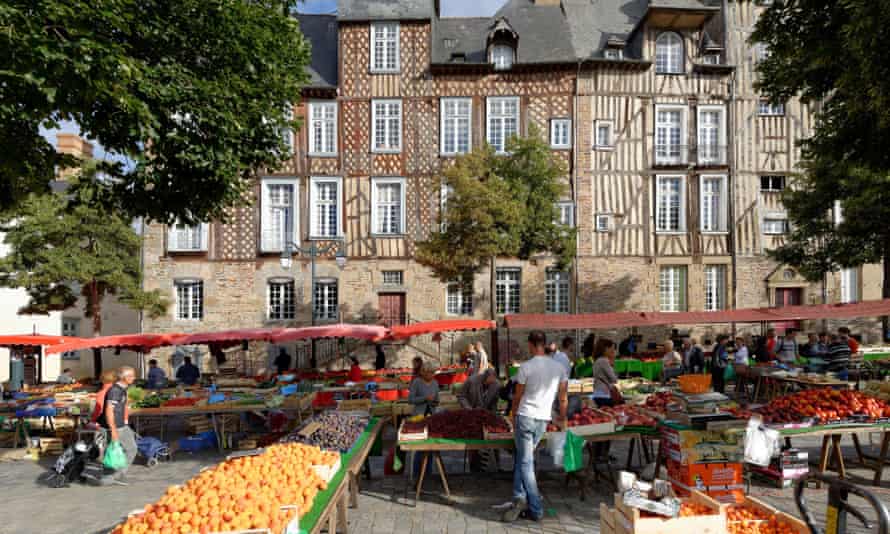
[702,52,720,65]
[655,32,684,74]
[604,48,623,60]
[491,44,514,70]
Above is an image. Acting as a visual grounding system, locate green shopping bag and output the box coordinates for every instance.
[563,431,585,473]
[723,364,736,382]
[103,441,127,470]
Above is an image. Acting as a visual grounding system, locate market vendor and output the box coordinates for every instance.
[175,356,200,386]
[776,329,798,364]
[100,366,138,483]
[661,340,683,384]
[839,326,859,354]
[827,334,852,379]
[56,368,75,384]
[458,368,499,411]
[592,338,620,407]
[411,356,423,378]
[146,359,167,389]
[348,357,363,382]
[711,335,730,393]
[274,348,292,375]
[682,338,705,374]
[408,361,439,415]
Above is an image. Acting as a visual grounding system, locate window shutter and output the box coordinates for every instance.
[261,183,274,252]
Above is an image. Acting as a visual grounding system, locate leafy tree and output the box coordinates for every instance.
[753,0,890,333]
[0,165,168,377]
[417,124,576,312]
[0,0,310,224]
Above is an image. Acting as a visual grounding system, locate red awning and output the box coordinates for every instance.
[45,333,184,355]
[387,319,496,340]
[174,328,287,348]
[270,324,389,343]
[0,334,78,349]
[504,299,890,330]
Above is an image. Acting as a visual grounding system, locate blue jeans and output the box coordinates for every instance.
[513,415,547,519]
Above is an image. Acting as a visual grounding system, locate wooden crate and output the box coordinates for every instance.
[723,496,809,534]
[601,502,617,534]
[39,437,65,455]
[482,418,514,441]
[567,409,616,436]
[614,490,726,534]
[187,415,213,433]
[337,399,371,413]
[397,420,428,442]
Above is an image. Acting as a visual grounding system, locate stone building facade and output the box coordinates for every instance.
[141,0,884,373]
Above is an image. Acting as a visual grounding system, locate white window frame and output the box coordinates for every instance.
[308,101,337,156]
[440,98,472,155]
[545,270,571,314]
[280,104,294,154]
[167,222,209,252]
[550,118,572,149]
[758,100,786,116]
[659,266,687,312]
[309,176,343,239]
[604,48,623,60]
[840,267,860,304]
[175,279,204,321]
[654,104,687,165]
[702,52,720,65]
[382,271,404,286]
[699,174,728,233]
[260,177,299,253]
[697,105,726,165]
[594,120,614,150]
[557,201,575,228]
[267,278,296,321]
[490,44,514,70]
[61,318,80,359]
[371,99,402,153]
[703,264,727,311]
[495,267,521,315]
[313,278,338,321]
[446,281,473,316]
[440,182,454,231]
[655,32,684,74]
[656,174,687,233]
[760,175,786,192]
[486,96,520,154]
[762,215,789,235]
[596,214,613,233]
[370,22,400,73]
[371,177,407,236]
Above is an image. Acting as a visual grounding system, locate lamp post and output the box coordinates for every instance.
[280,240,347,365]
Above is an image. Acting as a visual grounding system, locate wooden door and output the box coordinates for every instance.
[774,288,802,332]
[378,293,406,327]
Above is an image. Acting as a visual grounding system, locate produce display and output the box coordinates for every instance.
[643,391,673,413]
[132,393,168,409]
[400,421,428,435]
[567,407,612,428]
[864,380,890,402]
[726,505,800,534]
[161,397,202,408]
[282,412,368,452]
[110,443,330,534]
[598,405,657,427]
[677,501,719,517]
[426,409,505,440]
[755,389,890,424]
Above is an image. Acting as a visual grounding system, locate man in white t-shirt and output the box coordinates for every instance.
[552,336,574,376]
[503,331,568,523]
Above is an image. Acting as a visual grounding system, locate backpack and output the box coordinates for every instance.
[753,337,770,362]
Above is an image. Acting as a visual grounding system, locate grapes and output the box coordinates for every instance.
[281,413,368,452]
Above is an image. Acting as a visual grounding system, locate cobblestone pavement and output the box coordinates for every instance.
[1,430,888,534]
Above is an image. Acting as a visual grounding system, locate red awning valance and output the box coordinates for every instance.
[270,324,389,343]
[175,328,286,348]
[45,333,183,355]
[504,299,890,330]
[0,334,78,349]
[387,319,496,340]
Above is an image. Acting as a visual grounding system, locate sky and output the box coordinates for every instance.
[297,0,508,16]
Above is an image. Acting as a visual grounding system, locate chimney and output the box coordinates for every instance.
[55,133,94,181]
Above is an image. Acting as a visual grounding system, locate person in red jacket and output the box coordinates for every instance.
[348,357,363,382]
[839,327,859,354]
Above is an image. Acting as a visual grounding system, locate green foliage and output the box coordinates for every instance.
[0,0,310,224]
[752,0,890,286]
[417,125,575,285]
[0,164,168,324]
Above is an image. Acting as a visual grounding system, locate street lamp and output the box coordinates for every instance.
[279,240,346,326]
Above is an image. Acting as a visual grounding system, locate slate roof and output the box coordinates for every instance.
[338,0,433,21]
[563,0,647,60]
[296,14,339,88]
[432,0,576,65]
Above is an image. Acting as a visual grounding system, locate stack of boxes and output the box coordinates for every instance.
[749,448,809,488]
[661,425,745,502]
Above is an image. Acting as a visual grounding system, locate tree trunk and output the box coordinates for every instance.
[490,256,499,377]
[881,247,890,343]
[90,281,103,380]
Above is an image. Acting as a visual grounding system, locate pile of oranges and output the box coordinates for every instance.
[677,502,719,517]
[111,443,340,534]
[726,504,800,534]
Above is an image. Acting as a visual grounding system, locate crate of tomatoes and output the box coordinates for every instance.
[723,496,809,534]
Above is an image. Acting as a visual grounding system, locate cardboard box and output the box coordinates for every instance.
[661,427,743,464]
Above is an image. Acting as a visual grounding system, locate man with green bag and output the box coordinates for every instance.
[100,366,138,484]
